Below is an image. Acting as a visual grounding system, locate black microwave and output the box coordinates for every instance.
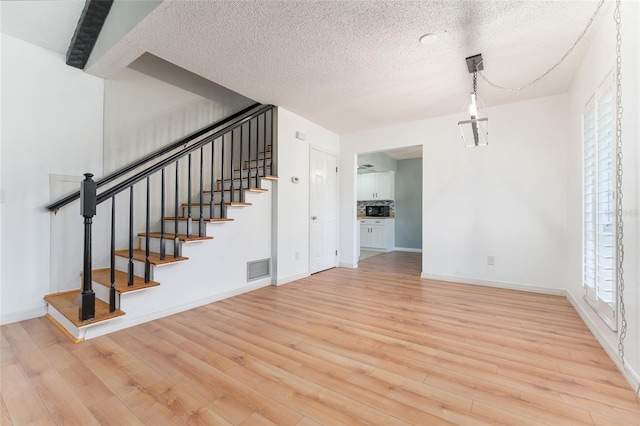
[366,205,390,217]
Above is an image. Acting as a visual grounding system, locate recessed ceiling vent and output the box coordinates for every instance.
[247,258,271,281]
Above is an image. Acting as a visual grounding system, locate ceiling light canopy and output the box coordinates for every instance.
[458,54,488,147]
[419,33,438,45]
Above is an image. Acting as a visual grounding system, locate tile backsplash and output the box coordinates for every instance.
[357,200,395,215]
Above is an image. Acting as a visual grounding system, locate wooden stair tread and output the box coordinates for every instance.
[181,202,252,207]
[44,290,125,328]
[234,166,272,172]
[137,232,213,242]
[164,217,234,223]
[92,268,160,293]
[216,175,277,183]
[114,249,188,265]
[203,188,268,194]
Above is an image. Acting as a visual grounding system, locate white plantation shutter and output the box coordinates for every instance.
[583,99,596,295]
[583,71,617,329]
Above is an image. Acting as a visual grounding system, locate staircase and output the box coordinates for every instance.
[44,104,278,342]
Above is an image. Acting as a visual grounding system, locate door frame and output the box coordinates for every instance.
[309,146,339,274]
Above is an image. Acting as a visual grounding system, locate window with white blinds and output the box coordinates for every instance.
[582,70,617,330]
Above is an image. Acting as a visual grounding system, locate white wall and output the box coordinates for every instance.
[0,34,104,323]
[566,0,640,388]
[274,108,340,285]
[341,93,570,295]
[104,67,231,174]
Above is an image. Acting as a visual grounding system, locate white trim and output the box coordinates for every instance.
[275,272,311,286]
[339,262,358,269]
[566,292,640,391]
[0,306,47,325]
[308,143,339,157]
[309,147,339,275]
[393,247,422,253]
[419,273,566,296]
[82,279,272,340]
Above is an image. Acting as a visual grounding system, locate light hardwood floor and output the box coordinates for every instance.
[2,252,639,425]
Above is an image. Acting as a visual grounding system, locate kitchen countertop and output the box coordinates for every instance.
[357,214,395,219]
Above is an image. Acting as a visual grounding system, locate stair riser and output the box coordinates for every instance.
[163,219,215,234]
[243,158,272,169]
[93,282,117,307]
[173,208,224,221]
[139,237,181,257]
[114,255,156,280]
[216,178,258,191]
[181,203,240,218]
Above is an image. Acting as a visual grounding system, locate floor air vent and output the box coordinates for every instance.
[247,258,271,281]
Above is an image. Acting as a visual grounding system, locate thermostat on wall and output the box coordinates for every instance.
[295,131,306,141]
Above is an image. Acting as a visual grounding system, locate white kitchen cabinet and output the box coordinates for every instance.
[359,219,394,252]
[357,171,395,200]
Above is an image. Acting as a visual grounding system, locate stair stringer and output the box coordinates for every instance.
[79,180,274,340]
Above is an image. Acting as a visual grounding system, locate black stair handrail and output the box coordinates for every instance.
[72,103,276,322]
[46,102,263,212]
[95,104,274,205]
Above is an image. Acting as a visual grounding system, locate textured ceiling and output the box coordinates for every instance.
[2,0,609,135]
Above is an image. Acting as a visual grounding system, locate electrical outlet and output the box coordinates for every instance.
[487,256,495,266]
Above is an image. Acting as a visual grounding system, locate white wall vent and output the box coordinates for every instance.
[247,258,271,281]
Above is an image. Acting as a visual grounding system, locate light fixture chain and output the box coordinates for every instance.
[478,0,605,92]
[473,71,478,95]
[613,0,626,364]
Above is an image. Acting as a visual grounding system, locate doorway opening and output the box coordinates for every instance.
[357,146,423,266]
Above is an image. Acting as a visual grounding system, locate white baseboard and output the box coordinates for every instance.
[275,272,310,286]
[420,273,566,296]
[393,247,422,253]
[83,279,272,340]
[566,292,640,392]
[0,306,47,325]
[339,262,357,269]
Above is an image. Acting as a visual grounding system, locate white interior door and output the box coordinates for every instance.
[310,148,337,274]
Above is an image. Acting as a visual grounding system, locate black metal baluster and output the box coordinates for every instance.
[144,177,150,283]
[248,119,253,189]
[186,153,192,237]
[210,138,215,219]
[128,186,134,287]
[220,134,226,219]
[199,147,204,236]
[79,173,96,321]
[230,129,235,203]
[255,116,260,189]
[160,169,166,260]
[263,112,268,179]
[109,196,116,312]
[269,109,274,175]
[174,160,180,257]
[239,123,245,202]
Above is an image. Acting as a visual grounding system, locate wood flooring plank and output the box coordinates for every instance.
[90,336,233,426]
[238,412,278,426]
[0,395,14,426]
[114,327,254,425]
[1,362,56,425]
[123,323,304,425]
[72,338,186,425]
[31,368,101,426]
[87,395,145,426]
[2,252,638,425]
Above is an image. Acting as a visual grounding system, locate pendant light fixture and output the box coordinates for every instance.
[458,54,488,147]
